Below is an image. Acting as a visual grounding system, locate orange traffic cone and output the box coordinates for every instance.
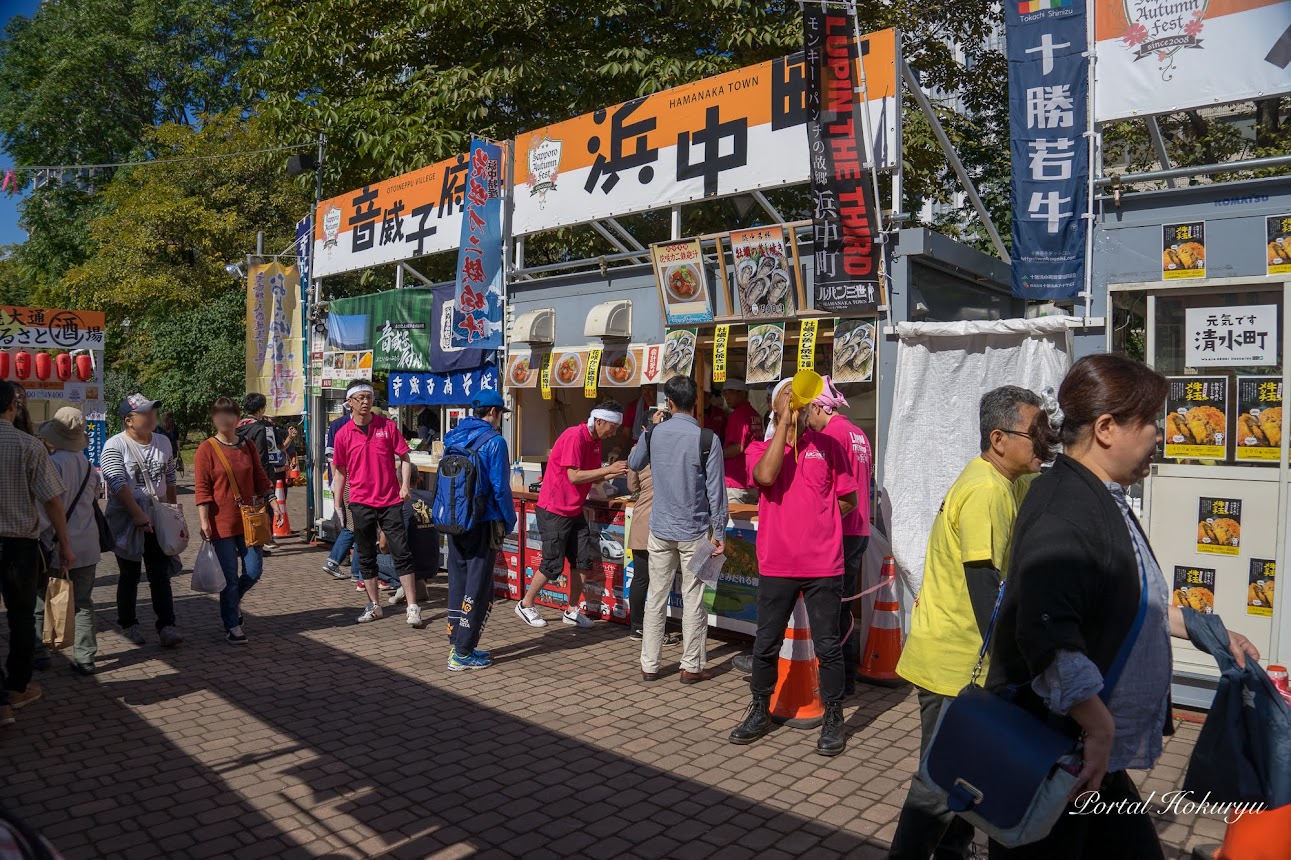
[273,479,293,537]
[770,597,825,729]
[1213,804,1291,860]
[857,557,905,687]
[289,461,301,483]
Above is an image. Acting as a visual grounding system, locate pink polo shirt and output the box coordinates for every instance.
[820,414,872,537]
[723,400,763,489]
[333,414,409,508]
[746,430,858,578]
[538,423,602,517]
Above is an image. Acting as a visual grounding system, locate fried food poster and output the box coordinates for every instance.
[1163,222,1206,280]
[1235,376,1282,462]
[1269,215,1291,276]
[1197,496,1242,557]
[1248,559,1275,617]
[1173,565,1216,614]
[1165,376,1227,460]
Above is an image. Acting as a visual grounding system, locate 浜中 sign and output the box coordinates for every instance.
[1185,305,1277,367]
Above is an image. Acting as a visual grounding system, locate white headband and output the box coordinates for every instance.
[346,383,375,399]
[763,379,794,440]
[588,408,624,430]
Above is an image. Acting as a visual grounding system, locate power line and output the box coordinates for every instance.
[2,141,316,175]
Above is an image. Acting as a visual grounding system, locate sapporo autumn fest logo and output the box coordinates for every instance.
[1120,0,1208,77]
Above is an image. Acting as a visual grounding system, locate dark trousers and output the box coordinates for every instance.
[447,525,497,654]
[889,688,976,860]
[629,549,650,634]
[350,503,413,583]
[841,535,868,685]
[988,771,1164,860]
[751,574,845,705]
[1,537,41,703]
[116,531,177,632]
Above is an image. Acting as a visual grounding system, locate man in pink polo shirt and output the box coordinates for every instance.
[332,380,420,628]
[729,380,858,757]
[721,380,763,505]
[809,376,872,696]
[515,400,628,629]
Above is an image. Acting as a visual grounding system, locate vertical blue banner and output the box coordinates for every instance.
[1008,0,1089,300]
[452,139,504,350]
[295,214,313,304]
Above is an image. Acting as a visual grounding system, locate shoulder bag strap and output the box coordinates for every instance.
[207,438,246,505]
[123,436,159,499]
[68,459,93,514]
[1100,535,1152,701]
[969,580,1009,686]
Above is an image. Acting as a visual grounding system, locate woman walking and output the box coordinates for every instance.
[986,353,1259,859]
[194,397,280,645]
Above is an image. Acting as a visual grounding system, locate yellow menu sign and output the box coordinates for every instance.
[798,319,819,372]
[584,348,603,399]
[540,352,553,401]
[713,325,730,383]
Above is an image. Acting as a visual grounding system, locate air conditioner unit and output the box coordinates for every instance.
[584,300,632,339]
[511,308,555,344]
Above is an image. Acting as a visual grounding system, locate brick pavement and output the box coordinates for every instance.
[0,478,1232,859]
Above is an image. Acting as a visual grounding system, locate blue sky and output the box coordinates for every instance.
[0,0,46,249]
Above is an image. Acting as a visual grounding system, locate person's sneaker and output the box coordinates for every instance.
[514,602,547,628]
[264,539,280,550]
[225,626,248,645]
[8,684,43,710]
[471,648,491,660]
[628,629,644,640]
[0,706,13,727]
[159,627,184,648]
[357,603,383,623]
[447,649,492,672]
[354,581,367,592]
[388,586,406,606]
[406,604,426,629]
[562,609,594,628]
[379,580,397,591]
[122,624,147,646]
[323,559,349,579]
[663,632,683,646]
[69,662,95,677]
[732,653,754,674]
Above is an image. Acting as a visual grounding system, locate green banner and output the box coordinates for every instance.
[331,289,435,371]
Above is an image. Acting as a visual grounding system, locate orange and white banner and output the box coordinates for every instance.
[312,153,469,278]
[511,30,898,236]
[1094,0,1291,120]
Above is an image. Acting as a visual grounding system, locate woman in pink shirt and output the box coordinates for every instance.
[729,381,858,757]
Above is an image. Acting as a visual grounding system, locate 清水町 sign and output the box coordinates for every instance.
[1007,0,1089,301]
[804,7,881,314]
[510,30,898,237]
[0,306,105,351]
[730,228,795,319]
[1185,305,1277,367]
[1164,376,1228,460]
[452,139,504,350]
[652,239,713,325]
[1094,0,1291,122]
[313,153,469,278]
[245,261,305,416]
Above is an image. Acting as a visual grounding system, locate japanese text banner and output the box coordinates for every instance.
[511,30,898,236]
[1094,0,1291,121]
[245,262,305,416]
[0,306,106,351]
[313,153,468,278]
[1008,0,1089,300]
[388,364,500,406]
[452,138,505,350]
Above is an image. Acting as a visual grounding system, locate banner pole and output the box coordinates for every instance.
[1082,0,1097,321]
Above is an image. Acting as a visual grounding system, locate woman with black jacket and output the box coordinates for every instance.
[986,353,1260,859]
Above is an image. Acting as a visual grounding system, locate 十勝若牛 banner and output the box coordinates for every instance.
[452,139,505,350]
[245,261,305,416]
[1008,0,1089,301]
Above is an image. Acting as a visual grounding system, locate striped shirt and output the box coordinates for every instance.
[101,432,177,497]
[0,418,64,539]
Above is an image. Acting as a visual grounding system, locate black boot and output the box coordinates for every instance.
[729,696,772,745]
[815,702,846,756]
[732,653,754,674]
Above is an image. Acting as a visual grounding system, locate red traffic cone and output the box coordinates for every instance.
[857,557,906,687]
[770,596,826,729]
[273,479,292,537]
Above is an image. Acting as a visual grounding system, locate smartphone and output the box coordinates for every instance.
[647,407,671,421]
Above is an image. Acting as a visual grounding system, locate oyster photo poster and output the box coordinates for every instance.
[1164,376,1228,460]
[1235,376,1282,462]
[1197,497,1242,557]
[1163,222,1206,280]
[745,322,786,385]
[1248,559,1275,617]
[661,329,698,382]
[730,228,795,319]
[1173,565,1216,614]
[652,240,713,325]
[832,318,876,383]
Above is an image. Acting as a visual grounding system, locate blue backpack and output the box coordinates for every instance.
[431,431,498,535]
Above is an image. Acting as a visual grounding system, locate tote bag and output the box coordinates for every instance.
[125,437,189,557]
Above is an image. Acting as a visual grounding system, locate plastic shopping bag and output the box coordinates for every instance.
[152,501,190,557]
[190,541,226,594]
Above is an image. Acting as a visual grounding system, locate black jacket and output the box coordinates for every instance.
[986,455,1170,731]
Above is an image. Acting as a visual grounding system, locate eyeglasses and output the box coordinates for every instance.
[1000,429,1032,440]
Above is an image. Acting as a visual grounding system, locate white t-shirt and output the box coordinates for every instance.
[101,432,177,499]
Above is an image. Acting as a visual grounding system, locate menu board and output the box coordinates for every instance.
[1197,496,1242,557]
[1248,559,1275,618]
[1162,221,1206,280]
[1235,376,1282,462]
[652,240,713,325]
[1172,565,1216,614]
[1164,376,1228,461]
[548,349,588,389]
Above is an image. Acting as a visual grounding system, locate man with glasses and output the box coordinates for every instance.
[888,386,1053,860]
[332,380,421,628]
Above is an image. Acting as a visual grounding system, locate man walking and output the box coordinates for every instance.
[888,386,1049,860]
[332,380,421,627]
[628,376,727,684]
[729,380,858,756]
[1,380,73,724]
[323,404,355,581]
[442,391,515,671]
[515,401,627,629]
[721,380,763,505]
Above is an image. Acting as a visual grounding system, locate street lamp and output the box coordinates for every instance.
[224,262,246,280]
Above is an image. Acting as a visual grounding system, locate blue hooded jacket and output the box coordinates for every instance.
[443,416,516,533]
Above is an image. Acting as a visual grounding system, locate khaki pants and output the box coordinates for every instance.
[641,533,708,674]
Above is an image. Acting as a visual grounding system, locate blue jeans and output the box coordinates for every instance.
[211,536,264,631]
[329,527,353,565]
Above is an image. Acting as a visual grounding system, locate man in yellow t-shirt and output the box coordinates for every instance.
[889,386,1051,860]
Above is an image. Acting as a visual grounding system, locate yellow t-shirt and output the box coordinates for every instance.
[897,456,1021,697]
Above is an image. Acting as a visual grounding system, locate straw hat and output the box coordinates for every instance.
[38,406,89,452]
